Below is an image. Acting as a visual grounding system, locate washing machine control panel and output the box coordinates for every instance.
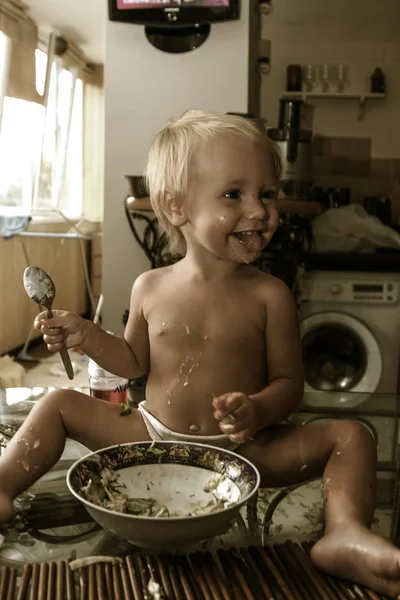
[330,283,342,296]
[302,278,399,304]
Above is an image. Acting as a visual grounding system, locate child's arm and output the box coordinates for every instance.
[76,272,151,378]
[249,277,304,427]
[213,277,303,443]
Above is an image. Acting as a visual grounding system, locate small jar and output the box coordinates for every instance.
[370,68,386,94]
[88,359,129,405]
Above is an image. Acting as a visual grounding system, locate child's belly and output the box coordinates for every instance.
[145,349,267,436]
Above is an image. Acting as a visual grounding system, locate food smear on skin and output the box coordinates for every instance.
[79,467,237,518]
[17,459,30,472]
[166,351,202,401]
[14,427,40,456]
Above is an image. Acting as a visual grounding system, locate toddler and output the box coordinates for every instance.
[1,110,399,598]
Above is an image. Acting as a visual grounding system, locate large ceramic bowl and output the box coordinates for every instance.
[67,441,260,549]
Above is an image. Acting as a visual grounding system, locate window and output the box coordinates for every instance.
[0,34,83,216]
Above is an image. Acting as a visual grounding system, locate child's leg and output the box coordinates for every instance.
[239,419,400,599]
[0,389,150,523]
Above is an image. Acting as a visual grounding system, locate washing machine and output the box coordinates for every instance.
[299,270,400,394]
[287,270,400,534]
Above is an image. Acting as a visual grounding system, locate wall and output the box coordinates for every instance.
[103,1,257,334]
[0,222,89,354]
[261,0,400,157]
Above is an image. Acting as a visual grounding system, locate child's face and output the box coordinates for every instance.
[181,134,279,264]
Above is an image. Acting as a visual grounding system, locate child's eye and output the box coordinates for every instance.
[224,190,242,200]
[260,189,277,202]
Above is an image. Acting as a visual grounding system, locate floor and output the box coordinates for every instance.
[15,343,90,389]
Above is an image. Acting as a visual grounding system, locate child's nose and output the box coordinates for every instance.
[245,196,270,220]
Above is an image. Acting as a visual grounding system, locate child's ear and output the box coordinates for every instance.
[163,192,187,226]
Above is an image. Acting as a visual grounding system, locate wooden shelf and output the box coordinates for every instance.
[277,198,322,216]
[281,91,385,120]
[125,196,152,212]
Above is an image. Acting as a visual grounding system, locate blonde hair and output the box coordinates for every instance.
[145,109,281,254]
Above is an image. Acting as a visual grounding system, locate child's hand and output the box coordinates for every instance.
[34,310,88,352]
[212,392,257,443]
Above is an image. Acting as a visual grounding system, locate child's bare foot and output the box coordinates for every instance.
[311,523,400,598]
[0,490,14,525]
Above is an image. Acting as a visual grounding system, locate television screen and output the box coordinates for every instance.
[117,0,229,7]
[108,0,239,26]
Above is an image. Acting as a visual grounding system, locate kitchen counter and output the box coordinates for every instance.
[305,250,400,272]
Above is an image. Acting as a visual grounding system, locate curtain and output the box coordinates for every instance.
[0,0,25,40]
[0,0,42,104]
[82,64,104,221]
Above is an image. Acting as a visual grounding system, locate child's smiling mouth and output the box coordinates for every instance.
[230,230,265,253]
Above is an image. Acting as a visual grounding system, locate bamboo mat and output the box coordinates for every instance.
[0,540,389,600]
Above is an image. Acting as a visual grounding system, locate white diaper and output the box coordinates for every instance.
[138,401,240,451]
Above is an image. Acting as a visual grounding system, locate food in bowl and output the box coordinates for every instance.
[67,441,260,548]
[80,460,239,518]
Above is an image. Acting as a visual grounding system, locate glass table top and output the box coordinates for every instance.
[301,390,400,415]
[0,386,398,572]
[2,387,400,421]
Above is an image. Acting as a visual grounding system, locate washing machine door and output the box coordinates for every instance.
[300,311,382,393]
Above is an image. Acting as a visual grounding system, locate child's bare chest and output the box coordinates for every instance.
[147,285,265,354]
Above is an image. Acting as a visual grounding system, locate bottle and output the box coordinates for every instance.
[370,68,386,94]
[286,64,303,92]
[304,64,314,92]
[88,359,129,404]
[321,64,329,93]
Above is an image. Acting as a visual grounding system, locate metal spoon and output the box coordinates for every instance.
[23,266,74,380]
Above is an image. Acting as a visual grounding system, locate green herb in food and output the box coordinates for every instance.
[119,403,131,416]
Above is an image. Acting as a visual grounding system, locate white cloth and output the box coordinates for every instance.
[138,401,240,451]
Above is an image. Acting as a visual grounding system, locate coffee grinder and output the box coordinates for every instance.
[267,99,313,200]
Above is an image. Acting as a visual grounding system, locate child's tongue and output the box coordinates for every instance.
[234,231,262,253]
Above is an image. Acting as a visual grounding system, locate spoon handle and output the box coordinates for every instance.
[46,308,75,380]
[60,347,75,380]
